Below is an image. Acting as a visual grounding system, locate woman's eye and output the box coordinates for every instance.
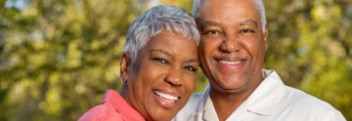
[184,66,198,72]
[152,58,169,64]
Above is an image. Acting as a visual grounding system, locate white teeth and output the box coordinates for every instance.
[154,91,178,101]
[219,60,241,65]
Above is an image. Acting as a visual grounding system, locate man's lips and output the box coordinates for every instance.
[219,60,242,65]
[216,56,246,65]
[214,57,246,70]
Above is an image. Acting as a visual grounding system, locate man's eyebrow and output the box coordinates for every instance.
[200,20,257,28]
[200,20,221,27]
[239,20,258,28]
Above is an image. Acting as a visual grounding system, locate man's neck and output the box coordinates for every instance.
[210,90,251,121]
[210,77,264,121]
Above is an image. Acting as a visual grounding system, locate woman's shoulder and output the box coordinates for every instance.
[78,103,125,121]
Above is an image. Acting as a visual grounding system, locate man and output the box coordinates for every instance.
[173,0,346,121]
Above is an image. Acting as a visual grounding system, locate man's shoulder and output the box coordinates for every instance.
[275,86,345,120]
[172,92,209,121]
[283,86,334,110]
[181,92,206,111]
[189,93,204,102]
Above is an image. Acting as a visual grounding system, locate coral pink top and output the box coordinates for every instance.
[78,89,145,121]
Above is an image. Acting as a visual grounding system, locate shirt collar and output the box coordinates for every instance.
[203,95,219,121]
[244,69,285,116]
[191,85,220,121]
[195,69,285,120]
[103,89,145,121]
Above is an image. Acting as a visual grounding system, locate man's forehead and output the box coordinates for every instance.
[198,19,258,28]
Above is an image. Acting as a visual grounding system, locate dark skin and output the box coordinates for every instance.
[210,77,263,121]
[197,0,269,120]
[120,31,199,121]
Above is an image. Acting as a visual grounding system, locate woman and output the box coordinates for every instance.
[78,5,200,121]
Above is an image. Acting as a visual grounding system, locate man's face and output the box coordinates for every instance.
[197,0,268,94]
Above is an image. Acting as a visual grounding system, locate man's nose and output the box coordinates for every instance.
[220,35,241,53]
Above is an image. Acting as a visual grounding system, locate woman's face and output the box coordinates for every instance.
[121,31,199,121]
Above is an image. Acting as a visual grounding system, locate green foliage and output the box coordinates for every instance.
[1,0,138,120]
[264,0,352,119]
[0,0,351,120]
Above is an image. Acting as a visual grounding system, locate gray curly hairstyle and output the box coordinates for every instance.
[192,0,267,31]
[123,5,200,64]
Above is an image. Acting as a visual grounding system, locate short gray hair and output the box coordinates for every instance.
[123,5,200,64]
[192,0,266,31]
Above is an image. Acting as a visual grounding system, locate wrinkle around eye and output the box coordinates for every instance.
[183,65,198,72]
[150,57,170,65]
[204,30,223,35]
[239,29,255,34]
[203,29,224,38]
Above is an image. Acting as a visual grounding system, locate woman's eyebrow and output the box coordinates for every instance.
[150,49,172,57]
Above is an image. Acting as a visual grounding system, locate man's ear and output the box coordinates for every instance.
[263,25,269,52]
[120,53,131,83]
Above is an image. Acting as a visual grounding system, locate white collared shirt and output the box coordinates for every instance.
[173,69,346,121]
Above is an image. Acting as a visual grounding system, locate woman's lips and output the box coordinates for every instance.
[153,90,180,109]
[154,91,179,101]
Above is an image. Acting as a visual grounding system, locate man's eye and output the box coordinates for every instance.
[204,30,223,35]
[184,66,198,72]
[203,30,224,38]
[152,58,169,64]
[240,29,255,33]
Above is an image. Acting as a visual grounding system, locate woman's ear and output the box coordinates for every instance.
[120,53,131,83]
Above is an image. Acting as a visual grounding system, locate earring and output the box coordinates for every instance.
[120,76,126,83]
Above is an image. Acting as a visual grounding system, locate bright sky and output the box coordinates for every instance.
[5,0,28,9]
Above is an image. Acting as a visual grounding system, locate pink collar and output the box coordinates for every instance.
[103,89,145,121]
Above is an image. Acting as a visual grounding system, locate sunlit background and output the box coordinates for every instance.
[0,0,351,120]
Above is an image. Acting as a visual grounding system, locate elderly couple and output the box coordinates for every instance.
[79,0,346,121]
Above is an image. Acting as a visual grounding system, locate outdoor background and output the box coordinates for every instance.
[1,0,351,120]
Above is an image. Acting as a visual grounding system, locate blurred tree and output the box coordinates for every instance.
[161,0,193,11]
[0,0,351,121]
[0,0,144,120]
[264,0,352,119]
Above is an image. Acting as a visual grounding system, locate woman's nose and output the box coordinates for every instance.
[165,68,182,87]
